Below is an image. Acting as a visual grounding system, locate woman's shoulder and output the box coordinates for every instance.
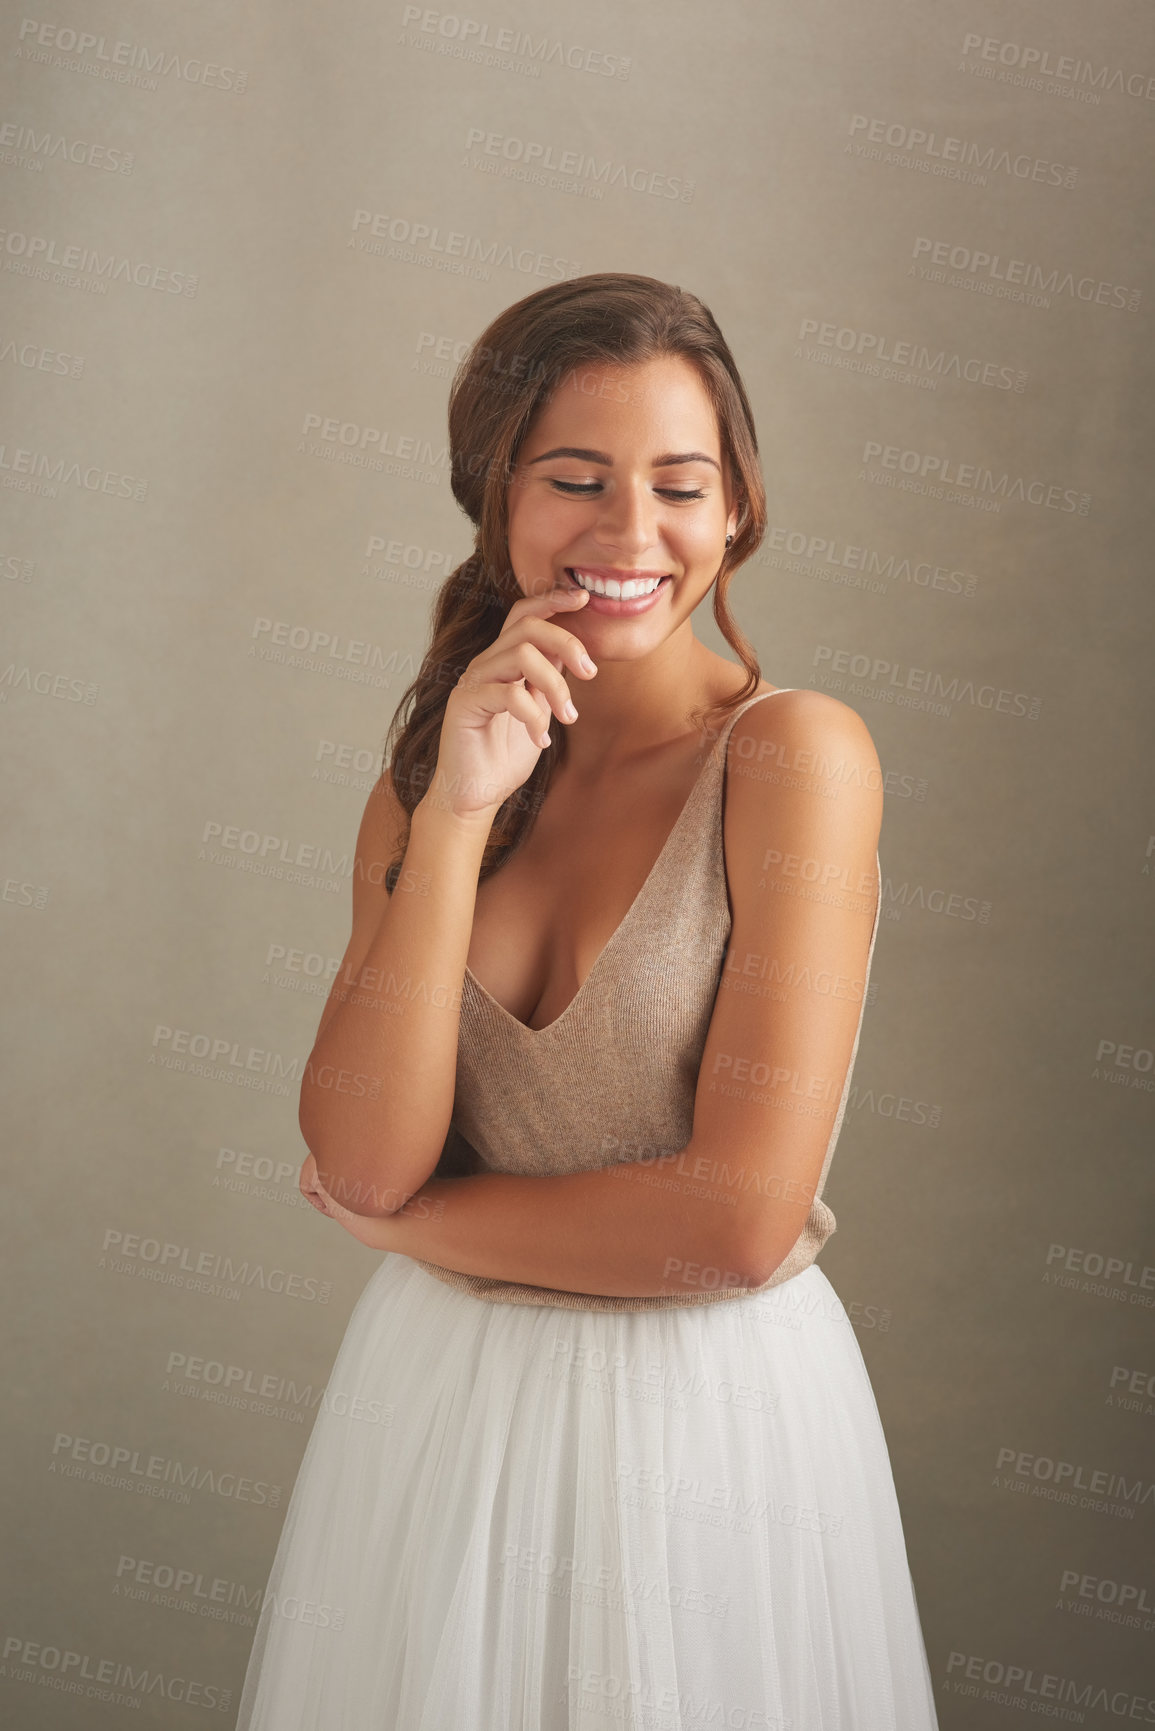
[723,680,880,752]
[720,684,884,833]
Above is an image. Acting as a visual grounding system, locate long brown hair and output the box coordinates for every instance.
[382,272,767,890]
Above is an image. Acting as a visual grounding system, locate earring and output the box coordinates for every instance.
[725,533,733,547]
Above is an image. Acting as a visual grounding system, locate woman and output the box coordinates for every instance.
[236,273,939,1727]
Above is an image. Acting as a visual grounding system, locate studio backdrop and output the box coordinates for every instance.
[4,3,1153,1727]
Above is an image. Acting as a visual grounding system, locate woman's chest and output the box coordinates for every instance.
[466,756,710,1032]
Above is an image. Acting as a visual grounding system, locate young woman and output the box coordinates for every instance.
[236,273,939,1728]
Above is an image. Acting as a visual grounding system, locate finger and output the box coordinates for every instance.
[501,681,553,748]
[463,656,572,741]
[459,636,578,717]
[511,640,581,724]
[490,614,598,684]
[501,582,591,629]
[462,675,550,747]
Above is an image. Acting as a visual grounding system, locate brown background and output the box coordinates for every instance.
[4,3,1153,1725]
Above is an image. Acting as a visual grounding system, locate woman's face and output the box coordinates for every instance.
[505,353,740,659]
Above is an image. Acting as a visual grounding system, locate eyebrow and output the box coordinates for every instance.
[526,445,721,472]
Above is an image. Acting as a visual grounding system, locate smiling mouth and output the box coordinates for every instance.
[565,568,673,600]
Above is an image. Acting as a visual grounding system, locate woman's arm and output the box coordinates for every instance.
[303,1152,764,1297]
[308,691,884,1299]
[299,584,594,1216]
[298,778,496,1214]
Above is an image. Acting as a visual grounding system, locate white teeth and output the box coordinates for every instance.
[570,569,665,600]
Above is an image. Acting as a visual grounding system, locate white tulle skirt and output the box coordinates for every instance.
[235,1253,939,1730]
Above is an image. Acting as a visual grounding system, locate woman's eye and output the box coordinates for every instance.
[551,481,707,500]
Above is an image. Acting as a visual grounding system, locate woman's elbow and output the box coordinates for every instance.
[298,1119,439,1219]
[306,1149,408,1217]
[725,1206,802,1292]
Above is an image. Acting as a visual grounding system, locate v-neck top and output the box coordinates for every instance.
[416,686,883,1311]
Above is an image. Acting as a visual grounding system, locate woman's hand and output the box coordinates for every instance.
[298,1154,396,1251]
[423,581,597,821]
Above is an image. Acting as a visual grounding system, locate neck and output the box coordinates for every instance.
[559,631,741,777]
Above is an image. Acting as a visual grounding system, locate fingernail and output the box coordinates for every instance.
[563,700,578,722]
[580,654,597,674]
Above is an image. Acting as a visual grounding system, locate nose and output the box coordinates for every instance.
[591,476,661,557]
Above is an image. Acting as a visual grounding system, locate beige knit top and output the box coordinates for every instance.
[416,687,883,1311]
